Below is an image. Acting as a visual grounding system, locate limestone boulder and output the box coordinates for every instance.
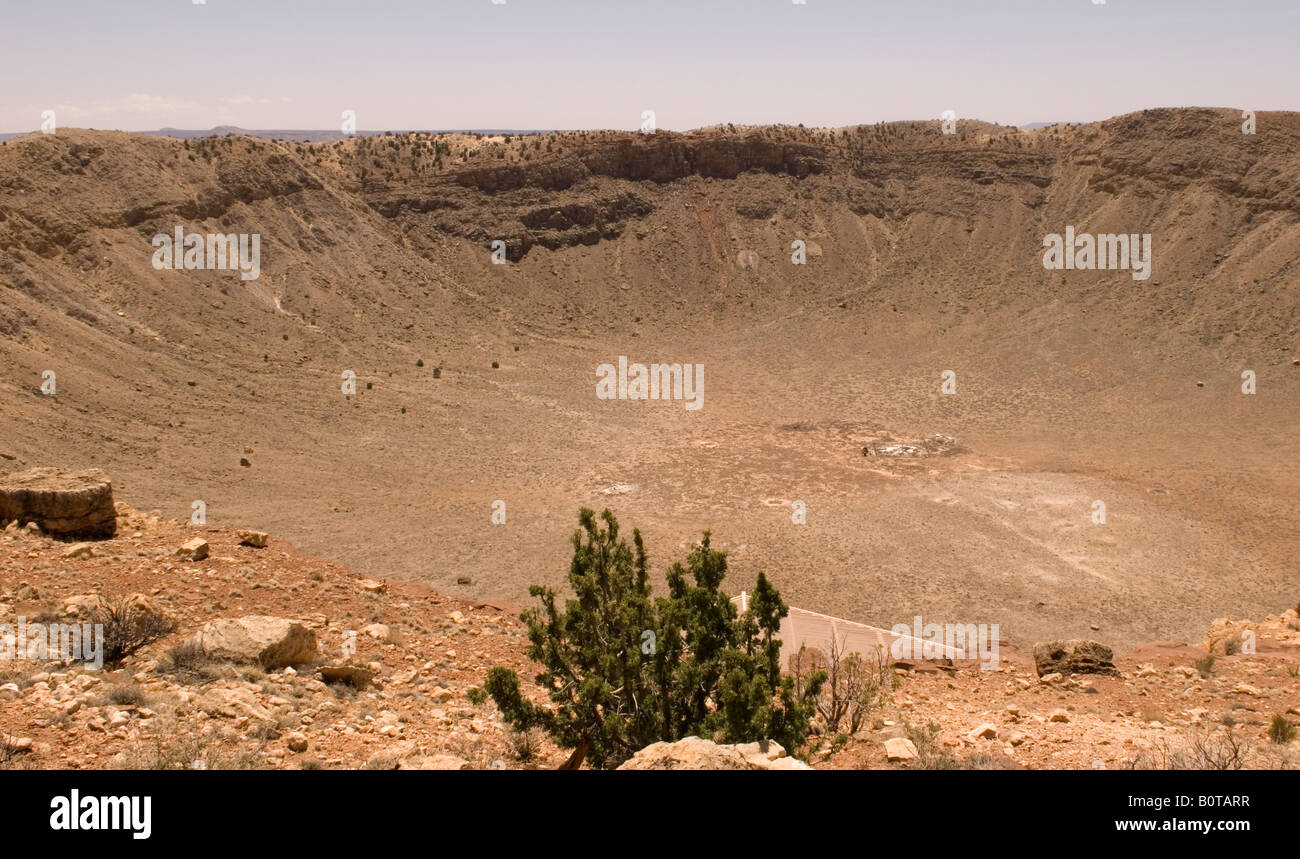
[191,615,317,669]
[0,468,116,538]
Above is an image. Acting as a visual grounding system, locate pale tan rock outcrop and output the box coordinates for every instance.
[0,468,116,538]
[617,736,810,770]
[884,737,919,762]
[191,615,317,669]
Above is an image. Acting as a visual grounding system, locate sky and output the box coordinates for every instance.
[2,0,1298,132]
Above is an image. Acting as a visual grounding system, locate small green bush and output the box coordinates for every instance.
[1268,715,1296,745]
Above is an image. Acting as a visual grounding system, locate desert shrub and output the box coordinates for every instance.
[485,508,823,769]
[329,678,359,699]
[1126,728,1250,770]
[508,726,546,762]
[158,640,222,684]
[1194,654,1216,677]
[959,752,1020,770]
[897,721,1016,770]
[903,721,955,769]
[1269,715,1297,745]
[237,663,266,683]
[162,640,209,672]
[792,640,895,735]
[118,722,262,770]
[0,664,41,688]
[104,684,147,707]
[86,596,176,664]
[466,686,487,706]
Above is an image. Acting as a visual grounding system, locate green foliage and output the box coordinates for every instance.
[484,508,823,769]
[1268,714,1296,745]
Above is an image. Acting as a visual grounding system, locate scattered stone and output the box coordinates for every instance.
[357,578,387,594]
[367,740,419,769]
[237,530,268,549]
[319,665,374,690]
[0,467,117,538]
[197,686,273,721]
[62,594,105,616]
[60,542,96,560]
[884,737,919,762]
[967,723,998,741]
[286,732,309,753]
[362,623,402,644]
[1,735,33,754]
[1048,709,1071,723]
[176,537,209,561]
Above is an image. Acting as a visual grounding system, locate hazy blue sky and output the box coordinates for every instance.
[2,0,1297,131]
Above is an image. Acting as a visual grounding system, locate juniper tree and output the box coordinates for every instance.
[485,508,822,769]
[705,569,824,751]
[486,508,661,769]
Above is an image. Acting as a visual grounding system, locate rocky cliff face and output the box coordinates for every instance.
[450,134,827,193]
